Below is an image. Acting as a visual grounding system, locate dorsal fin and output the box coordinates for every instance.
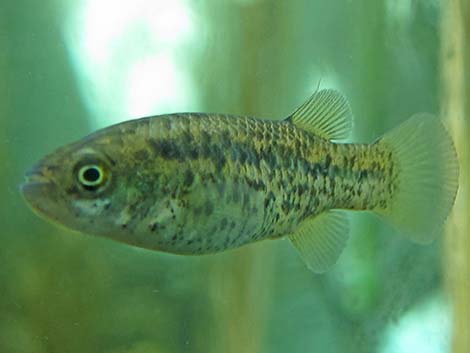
[286,89,353,140]
[288,210,349,273]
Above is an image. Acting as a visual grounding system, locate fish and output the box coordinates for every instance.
[21,89,459,273]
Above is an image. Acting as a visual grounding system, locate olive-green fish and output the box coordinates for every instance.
[21,90,459,272]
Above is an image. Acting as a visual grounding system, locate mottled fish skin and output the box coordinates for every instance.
[22,112,396,255]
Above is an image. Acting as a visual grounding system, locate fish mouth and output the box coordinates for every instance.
[23,165,52,183]
[20,180,52,194]
[20,167,55,207]
[20,176,61,226]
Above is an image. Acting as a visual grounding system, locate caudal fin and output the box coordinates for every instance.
[376,113,459,244]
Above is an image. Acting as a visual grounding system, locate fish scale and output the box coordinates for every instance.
[21,89,459,273]
[119,113,395,249]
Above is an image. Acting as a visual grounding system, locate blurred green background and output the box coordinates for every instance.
[1,1,468,353]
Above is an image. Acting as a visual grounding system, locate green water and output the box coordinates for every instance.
[0,1,454,353]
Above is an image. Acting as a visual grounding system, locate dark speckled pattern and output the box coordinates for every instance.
[21,112,397,255]
[79,112,396,254]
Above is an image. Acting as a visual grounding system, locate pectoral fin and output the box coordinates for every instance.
[288,210,349,273]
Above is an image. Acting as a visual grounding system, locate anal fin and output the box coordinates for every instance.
[289,210,349,273]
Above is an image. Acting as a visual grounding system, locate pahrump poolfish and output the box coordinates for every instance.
[21,90,459,272]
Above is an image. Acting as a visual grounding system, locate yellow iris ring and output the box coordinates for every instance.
[78,164,106,188]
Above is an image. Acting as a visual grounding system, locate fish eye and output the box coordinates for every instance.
[77,164,107,191]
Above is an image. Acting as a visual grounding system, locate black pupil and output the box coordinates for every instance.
[83,167,100,183]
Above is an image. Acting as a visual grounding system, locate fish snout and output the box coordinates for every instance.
[20,163,58,203]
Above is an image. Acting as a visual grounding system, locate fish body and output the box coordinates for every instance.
[21,90,459,272]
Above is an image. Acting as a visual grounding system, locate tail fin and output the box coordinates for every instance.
[375,113,459,244]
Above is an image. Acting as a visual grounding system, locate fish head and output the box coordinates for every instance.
[20,130,130,237]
